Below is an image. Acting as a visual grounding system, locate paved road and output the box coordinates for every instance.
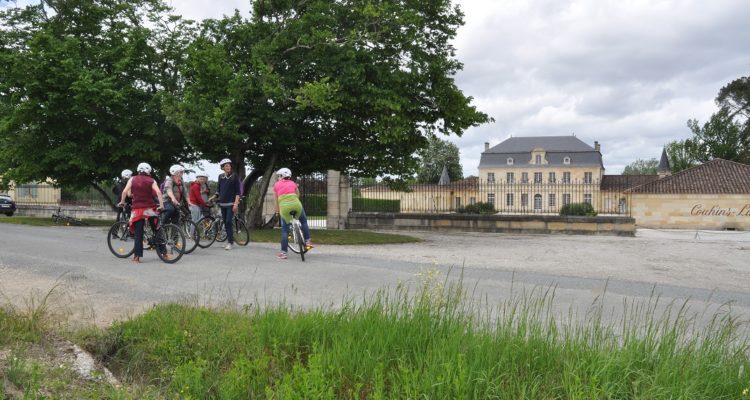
[1,224,748,331]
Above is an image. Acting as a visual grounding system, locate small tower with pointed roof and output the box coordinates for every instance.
[657,147,671,179]
[438,165,450,185]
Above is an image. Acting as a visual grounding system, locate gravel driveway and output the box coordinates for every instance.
[1,224,748,329]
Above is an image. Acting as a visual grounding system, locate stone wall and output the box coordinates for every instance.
[347,212,635,236]
[16,204,115,220]
[630,194,750,230]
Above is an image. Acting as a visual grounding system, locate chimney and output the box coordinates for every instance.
[484,142,489,152]
[594,141,600,152]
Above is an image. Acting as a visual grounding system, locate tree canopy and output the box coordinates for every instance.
[415,136,463,183]
[622,158,658,175]
[0,0,194,199]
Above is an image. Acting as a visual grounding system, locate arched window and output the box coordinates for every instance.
[534,194,542,210]
[563,156,571,165]
[507,157,514,165]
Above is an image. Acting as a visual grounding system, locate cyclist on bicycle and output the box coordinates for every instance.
[162,164,192,225]
[117,162,165,263]
[273,167,313,260]
[112,169,132,222]
[217,158,243,250]
[189,172,209,223]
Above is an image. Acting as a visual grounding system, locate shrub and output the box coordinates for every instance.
[456,202,495,215]
[352,198,401,212]
[559,202,597,216]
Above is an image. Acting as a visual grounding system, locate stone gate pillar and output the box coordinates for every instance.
[327,170,352,229]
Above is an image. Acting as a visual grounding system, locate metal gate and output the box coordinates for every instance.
[297,172,327,228]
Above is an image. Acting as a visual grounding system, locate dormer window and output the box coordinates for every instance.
[507,157,514,165]
[535,155,542,164]
[563,156,571,165]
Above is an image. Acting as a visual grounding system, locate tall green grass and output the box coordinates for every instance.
[94,273,750,399]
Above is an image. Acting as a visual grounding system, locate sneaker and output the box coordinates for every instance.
[305,240,314,250]
[277,252,288,259]
[224,243,233,251]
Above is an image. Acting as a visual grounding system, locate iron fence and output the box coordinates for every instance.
[352,178,634,216]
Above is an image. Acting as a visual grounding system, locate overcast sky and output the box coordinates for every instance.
[166,0,750,176]
[6,0,748,176]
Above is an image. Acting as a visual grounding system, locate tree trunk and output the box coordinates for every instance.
[91,182,117,211]
[246,153,278,228]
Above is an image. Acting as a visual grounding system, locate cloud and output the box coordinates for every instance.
[451,0,750,174]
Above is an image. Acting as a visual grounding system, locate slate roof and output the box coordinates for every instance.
[657,148,671,173]
[601,175,659,191]
[480,136,603,168]
[626,159,750,194]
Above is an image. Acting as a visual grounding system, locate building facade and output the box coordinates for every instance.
[478,136,605,212]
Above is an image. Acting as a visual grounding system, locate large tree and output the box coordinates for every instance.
[665,139,699,173]
[0,0,194,205]
[171,0,491,224]
[622,158,658,175]
[415,136,463,183]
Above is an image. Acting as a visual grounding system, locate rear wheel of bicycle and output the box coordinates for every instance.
[294,221,305,262]
[156,223,185,264]
[287,222,301,254]
[196,216,216,248]
[106,221,134,258]
[234,219,250,246]
[181,219,199,254]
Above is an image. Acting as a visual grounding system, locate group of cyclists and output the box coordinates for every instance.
[112,159,313,263]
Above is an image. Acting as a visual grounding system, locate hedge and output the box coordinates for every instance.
[352,198,401,212]
[456,202,496,215]
[559,202,597,216]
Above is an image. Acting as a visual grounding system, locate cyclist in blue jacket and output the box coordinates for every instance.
[217,158,243,250]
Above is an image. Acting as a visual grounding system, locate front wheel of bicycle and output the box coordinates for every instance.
[234,219,250,246]
[106,221,135,258]
[181,219,199,254]
[196,216,216,248]
[156,223,185,264]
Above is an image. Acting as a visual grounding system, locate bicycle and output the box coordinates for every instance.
[106,210,186,263]
[286,210,309,261]
[196,202,250,248]
[116,203,132,223]
[176,204,199,254]
[52,207,89,226]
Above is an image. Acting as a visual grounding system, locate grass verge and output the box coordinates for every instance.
[87,275,750,399]
[3,273,749,398]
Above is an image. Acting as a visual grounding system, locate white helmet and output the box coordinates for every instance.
[195,171,208,178]
[219,158,232,167]
[169,164,184,175]
[136,162,152,174]
[121,169,132,179]
[276,167,292,178]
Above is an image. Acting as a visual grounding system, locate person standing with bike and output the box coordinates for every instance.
[217,158,242,250]
[117,162,165,263]
[162,165,192,225]
[189,172,209,223]
[112,169,132,222]
[273,167,313,260]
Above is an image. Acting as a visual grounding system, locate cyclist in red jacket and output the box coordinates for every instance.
[117,162,165,263]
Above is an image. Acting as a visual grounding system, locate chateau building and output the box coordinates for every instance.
[478,136,607,212]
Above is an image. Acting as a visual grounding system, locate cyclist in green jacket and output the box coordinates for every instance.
[273,167,313,259]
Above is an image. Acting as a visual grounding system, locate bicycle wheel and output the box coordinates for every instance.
[156,223,185,264]
[234,218,250,246]
[106,221,135,258]
[196,216,217,248]
[294,221,305,261]
[181,219,199,254]
[287,221,301,254]
[214,220,228,242]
